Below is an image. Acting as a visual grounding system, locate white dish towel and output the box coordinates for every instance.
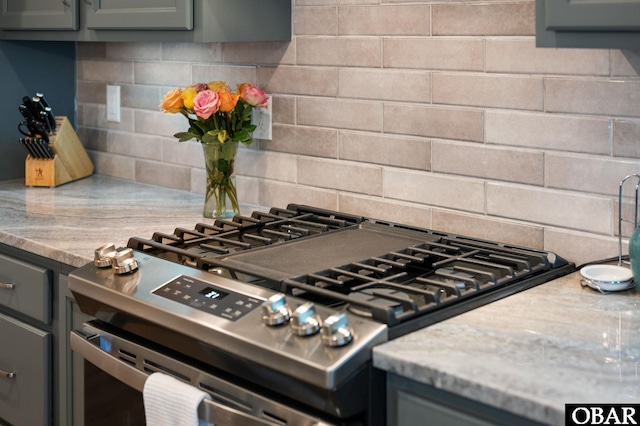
[143,372,213,426]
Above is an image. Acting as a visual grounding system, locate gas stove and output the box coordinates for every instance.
[69,204,575,425]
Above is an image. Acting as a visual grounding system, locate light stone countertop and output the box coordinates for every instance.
[0,175,260,267]
[373,271,640,425]
[3,175,638,425]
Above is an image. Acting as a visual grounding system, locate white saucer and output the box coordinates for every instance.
[580,265,635,293]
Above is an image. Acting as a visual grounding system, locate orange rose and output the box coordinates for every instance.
[217,87,240,112]
[159,88,183,113]
[181,86,199,110]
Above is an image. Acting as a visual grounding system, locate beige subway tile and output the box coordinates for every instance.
[339,194,433,229]
[77,81,106,104]
[383,104,483,142]
[271,96,295,125]
[298,157,383,195]
[81,104,135,132]
[339,131,430,169]
[546,78,640,118]
[192,65,257,88]
[614,198,639,238]
[92,152,135,180]
[432,142,544,185]
[294,6,338,35]
[259,66,338,96]
[78,127,108,152]
[612,50,640,77]
[339,69,430,102]
[433,73,543,111]
[485,111,610,154]
[433,2,535,36]
[134,61,190,86]
[298,97,383,132]
[77,42,107,59]
[235,176,260,206]
[546,153,640,197]
[486,183,611,234]
[222,42,296,66]
[258,180,338,211]
[297,37,381,67]
[486,39,610,75]
[296,0,377,5]
[545,228,620,266]
[135,109,184,138]
[613,120,640,158]
[384,169,485,212]
[106,42,162,60]
[161,42,222,62]
[80,60,133,83]
[121,84,163,110]
[109,131,162,162]
[339,5,429,36]
[236,150,297,182]
[265,125,338,157]
[432,210,544,249]
[161,139,202,168]
[135,160,191,191]
[383,38,483,71]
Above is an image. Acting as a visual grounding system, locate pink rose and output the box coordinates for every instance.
[238,84,268,107]
[193,90,220,119]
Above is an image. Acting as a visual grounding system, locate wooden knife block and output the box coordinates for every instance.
[25,116,94,187]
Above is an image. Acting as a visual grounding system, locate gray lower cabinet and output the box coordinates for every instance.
[386,374,544,426]
[0,312,51,426]
[0,0,291,42]
[0,243,87,426]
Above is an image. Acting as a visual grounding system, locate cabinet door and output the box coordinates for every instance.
[543,0,640,31]
[0,253,52,324]
[0,0,78,30]
[85,0,193,30]
[0,312,51,426]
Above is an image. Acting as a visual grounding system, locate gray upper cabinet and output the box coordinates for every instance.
[0,0,79,30]
[0,0,291,42]
[536,0,640,48]
[85,0,193,30]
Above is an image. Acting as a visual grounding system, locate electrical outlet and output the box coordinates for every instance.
[251,95,272,140]
[107,85,121,123]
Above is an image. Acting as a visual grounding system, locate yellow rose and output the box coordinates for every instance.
[207,81,227,92]
[159,88,183,113]
[181,86,198,110]
[217,87,240,112]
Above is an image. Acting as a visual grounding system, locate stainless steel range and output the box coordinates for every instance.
[69,204,575,425]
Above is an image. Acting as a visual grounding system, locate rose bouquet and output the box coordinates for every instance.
[159,81,268,218]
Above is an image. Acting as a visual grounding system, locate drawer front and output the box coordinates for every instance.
[0,312,51,426]
[0,253,52,324]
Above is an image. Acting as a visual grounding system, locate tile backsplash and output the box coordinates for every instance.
[76,0,640,266]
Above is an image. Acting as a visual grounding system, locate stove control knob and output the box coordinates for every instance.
[290,302,322,336]
[261,293,291,326]
[321,312,353,348]
[111,248,139,275]
[94,243,117,268]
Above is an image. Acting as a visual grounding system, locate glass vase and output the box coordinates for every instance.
[201,141,240,219]
[629,226,640,290]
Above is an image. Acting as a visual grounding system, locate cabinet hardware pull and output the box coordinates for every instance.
[83,0,92,4]
[61,0,71,6]
[0,282,15,289]
[0,369,16,379]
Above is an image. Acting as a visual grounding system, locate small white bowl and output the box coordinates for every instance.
[580,265,635,292]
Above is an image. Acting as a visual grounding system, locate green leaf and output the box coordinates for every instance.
[174,132,198,142]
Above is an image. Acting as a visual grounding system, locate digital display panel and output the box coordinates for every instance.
[199,287,229,300]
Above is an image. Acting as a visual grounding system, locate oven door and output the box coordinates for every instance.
[70,321,336,426]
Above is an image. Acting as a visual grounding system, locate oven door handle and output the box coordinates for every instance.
[70,331,280,426]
